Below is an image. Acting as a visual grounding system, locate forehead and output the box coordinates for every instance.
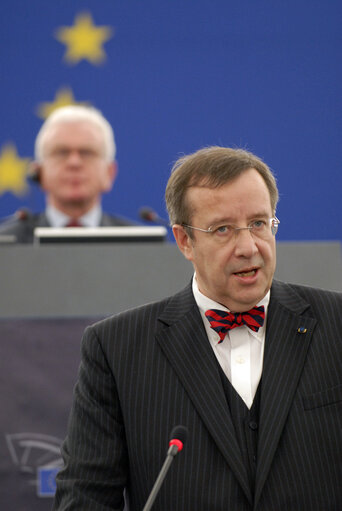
[43,121,104,148]
[187,169,273,220]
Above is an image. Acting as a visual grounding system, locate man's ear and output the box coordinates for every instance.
[102,161,117,192]
[28,161,42,184]
[172,224,194,261]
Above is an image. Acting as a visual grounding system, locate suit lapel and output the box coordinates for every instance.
[37,213,50,227]
[254,280,317,506]
[100,213,112,226]
[156,283,253,504]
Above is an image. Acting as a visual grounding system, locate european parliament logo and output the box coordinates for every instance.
[37,467,59,497]
[6,432,63,498]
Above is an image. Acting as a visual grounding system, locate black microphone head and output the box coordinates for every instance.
[139,206,170,227]
[139,206,157,222]
[15,208,32,221]
[169,425,188,446]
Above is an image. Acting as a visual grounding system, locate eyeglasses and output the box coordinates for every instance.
[182,217,280,242]
[47,147,103,162]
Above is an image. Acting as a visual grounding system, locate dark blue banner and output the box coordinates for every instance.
[0,317,101,509]
[0,1,341,240]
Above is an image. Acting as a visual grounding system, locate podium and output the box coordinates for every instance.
[0,240,341,509]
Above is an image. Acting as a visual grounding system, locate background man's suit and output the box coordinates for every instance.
[0,211,134,243]
[54,279,342,510]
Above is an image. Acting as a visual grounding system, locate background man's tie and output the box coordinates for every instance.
[66,219,82,227]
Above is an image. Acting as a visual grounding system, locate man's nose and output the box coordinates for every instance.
[233,227,259,257]
[66,150,83,165]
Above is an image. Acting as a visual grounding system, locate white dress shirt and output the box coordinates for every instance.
[45,203,102,227]
[192,276,270,409]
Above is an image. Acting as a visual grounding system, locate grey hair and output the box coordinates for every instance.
[34,105,116,163]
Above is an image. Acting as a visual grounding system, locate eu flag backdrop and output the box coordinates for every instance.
[0,0,341,241]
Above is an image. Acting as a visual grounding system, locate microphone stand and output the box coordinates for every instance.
[142,444,179,511]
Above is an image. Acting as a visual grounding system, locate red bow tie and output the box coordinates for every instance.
[66,219,82,227]
[205,306,265,343]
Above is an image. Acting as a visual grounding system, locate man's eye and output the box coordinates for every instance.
[252,220,266,229]
[53,149,69,158]
[80,149,96,158]
[215,225,231,234]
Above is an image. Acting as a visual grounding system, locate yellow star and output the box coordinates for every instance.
[0,144,30,196]
[55,12,114,65]
[36,87,89,120]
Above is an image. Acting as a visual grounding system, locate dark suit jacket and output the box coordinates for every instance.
[0,211,135,243]
[53,279,342,510]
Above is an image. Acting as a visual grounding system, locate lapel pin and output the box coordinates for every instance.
[297,327,307,334]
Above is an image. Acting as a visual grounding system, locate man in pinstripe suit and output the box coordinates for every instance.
[53,147,342,510]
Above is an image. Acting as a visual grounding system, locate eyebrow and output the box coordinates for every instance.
[207,212,271,227]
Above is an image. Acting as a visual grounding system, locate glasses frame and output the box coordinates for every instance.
[182,216,280,237]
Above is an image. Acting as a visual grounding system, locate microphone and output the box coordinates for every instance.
[0,208,31,224]
[15,208,31,221]
[142,425,188,511]
[139,206,170,227]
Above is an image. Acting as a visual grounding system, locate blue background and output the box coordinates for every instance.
[0,0,341,241]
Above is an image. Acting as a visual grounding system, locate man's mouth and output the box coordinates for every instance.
[234,268,258,277]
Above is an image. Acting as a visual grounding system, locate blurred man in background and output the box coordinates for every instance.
[0,105,134,242]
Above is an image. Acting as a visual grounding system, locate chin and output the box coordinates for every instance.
[65,189,87,199]
[63,196,88,207]
[235,290,265,308]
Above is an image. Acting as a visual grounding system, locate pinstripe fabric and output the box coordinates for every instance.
[53,279,342,510]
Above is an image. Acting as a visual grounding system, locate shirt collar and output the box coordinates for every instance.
[46,203,102,228]
[192,273,270,342]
